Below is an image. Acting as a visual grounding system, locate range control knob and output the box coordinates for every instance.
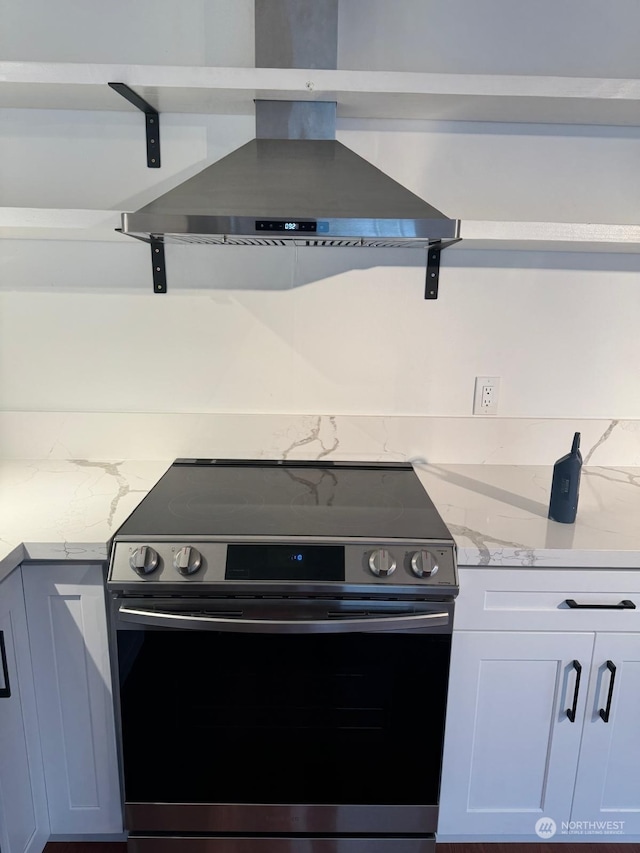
[129,545,159,575]
[368,548,397,577]
[174,546,202,575]
[410,550,439,578]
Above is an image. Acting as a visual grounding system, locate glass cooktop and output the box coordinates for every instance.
[115,459,453,541]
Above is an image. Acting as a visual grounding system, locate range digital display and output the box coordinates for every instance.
[226,544,344,581]
[255,220,317,233]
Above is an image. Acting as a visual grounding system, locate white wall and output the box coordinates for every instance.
[2,0,640,459]
[338,0,640,77]
[0,0,254,66]
[3,242,640,419]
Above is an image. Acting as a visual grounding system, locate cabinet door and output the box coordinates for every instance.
[22,563,122,835]
[438,630,594,839]
[0,569,49,853]
[572,632,640,836]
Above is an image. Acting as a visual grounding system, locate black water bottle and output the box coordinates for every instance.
[548,432,582,524]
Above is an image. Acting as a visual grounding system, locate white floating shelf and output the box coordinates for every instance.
[457,221,640,253]
[0,208,126,241]
[3,62,640,125]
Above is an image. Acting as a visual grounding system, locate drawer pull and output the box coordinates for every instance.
[0,631,10,699]
[599,660,617,723]
[566,659,582,722]
[565,599,636,610]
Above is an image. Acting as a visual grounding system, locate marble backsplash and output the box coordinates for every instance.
[1,411,639,466]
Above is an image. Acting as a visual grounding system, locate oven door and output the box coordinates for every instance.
[113,596,452,838]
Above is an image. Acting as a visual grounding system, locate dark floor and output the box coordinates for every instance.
[44,844,640,852]
[45,846,125,853]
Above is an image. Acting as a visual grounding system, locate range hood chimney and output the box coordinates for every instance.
[119,0,460,295]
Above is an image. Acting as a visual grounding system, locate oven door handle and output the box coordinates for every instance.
[117,605,450,633]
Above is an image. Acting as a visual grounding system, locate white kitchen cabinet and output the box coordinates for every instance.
[0,569,49,853]
[438,630,594,837]
[22,563,122,835]
[438,568,640,841]
[572,632,640,833]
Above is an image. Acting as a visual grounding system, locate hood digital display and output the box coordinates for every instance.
[256,220,317,233]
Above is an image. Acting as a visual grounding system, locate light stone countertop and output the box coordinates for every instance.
[1,459,640,583]
[0,459,170,580]
[414,463,640,569]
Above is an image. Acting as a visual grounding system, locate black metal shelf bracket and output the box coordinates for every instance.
[425,243,442,299]
[151,239,167,293]
[424,237,462,299]
[108,82,161,168]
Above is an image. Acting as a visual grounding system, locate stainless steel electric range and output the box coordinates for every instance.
[107,459,458,853]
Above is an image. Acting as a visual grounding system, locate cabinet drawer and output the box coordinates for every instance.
[455,568,640,631]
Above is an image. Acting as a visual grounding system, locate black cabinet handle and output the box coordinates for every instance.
[566,659,582,722]
[565,599,636,610]
[0,631,10,699]
[599,660,617,723]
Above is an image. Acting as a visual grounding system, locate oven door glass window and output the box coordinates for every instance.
[117,630,451,806]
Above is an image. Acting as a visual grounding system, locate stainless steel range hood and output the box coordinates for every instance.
[120,0,458,248]
[122,136,458,248]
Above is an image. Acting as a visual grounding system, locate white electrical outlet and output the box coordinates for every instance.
[473,376,500,415]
